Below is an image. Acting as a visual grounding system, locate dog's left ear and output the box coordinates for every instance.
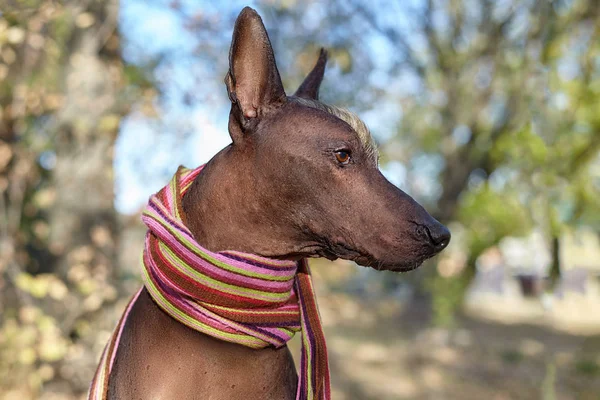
[225,7,286,132]
[294,48,327,100]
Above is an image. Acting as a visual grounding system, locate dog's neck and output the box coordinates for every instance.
[181,147,314,260]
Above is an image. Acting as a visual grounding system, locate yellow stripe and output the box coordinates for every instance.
[144,208,295,282]
[141,264,278,347]
[159,243,291,302]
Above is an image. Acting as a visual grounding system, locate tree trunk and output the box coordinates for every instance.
[0,1,128,396]
[45,0,126,393]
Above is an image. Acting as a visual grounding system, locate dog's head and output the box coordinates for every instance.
[194,7,450,272]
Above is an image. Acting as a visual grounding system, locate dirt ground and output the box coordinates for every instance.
[303,277,600,400]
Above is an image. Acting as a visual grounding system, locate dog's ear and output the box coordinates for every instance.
[225,7,286,135]
[294,48,327,100]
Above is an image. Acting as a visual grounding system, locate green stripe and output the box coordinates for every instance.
[225,251,296,268]
[206,303,300,316]
[300,294,315,398]
[170,176,180,220]
[142,266,270,348]
[144,208,295,282]
[159,243,290,302]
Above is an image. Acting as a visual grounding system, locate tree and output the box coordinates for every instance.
[352,0,600,322]
[0,1,148,396]
[118,1,599,326]
[145,0,599,244]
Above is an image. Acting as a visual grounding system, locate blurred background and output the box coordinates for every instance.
[1,0,599,399]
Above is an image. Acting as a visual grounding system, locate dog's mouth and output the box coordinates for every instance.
[317,242,432,273]
[311,235,441,273]
[352,254,428,273]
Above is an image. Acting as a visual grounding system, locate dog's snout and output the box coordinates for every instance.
[417,221,451,253]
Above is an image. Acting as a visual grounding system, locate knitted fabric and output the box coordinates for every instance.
[89,165,330,400]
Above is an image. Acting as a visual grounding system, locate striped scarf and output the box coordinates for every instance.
[89,165,330,400]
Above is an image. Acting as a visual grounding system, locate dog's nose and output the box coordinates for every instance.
[417,221,451,253]
[426,222,451,253]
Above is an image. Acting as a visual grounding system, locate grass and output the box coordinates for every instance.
[500,349,525,364]
[574,359,600,376]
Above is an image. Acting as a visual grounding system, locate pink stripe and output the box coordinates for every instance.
[142,209,296,274]
[147,243,288,306]
[145,216,297,279]
[145,240,298,345]
[146,260,239,334]
[143,212,297,278]
[157,241,295,292]
[146,246,292,338]
[221,250,299,268]
[108,288,143,369]
[180,166,202,189]
[150,268,293,345]
[145,198,296,269]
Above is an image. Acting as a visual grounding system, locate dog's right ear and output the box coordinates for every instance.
[294,48,327,100]
[225,7,286,139]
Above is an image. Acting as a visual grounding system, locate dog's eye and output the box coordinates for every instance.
[335,150,351,165]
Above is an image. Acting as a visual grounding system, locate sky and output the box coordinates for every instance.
[115,0,415,214]
[116,0,236,213]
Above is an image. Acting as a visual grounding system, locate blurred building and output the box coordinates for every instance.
[465,228,600,334]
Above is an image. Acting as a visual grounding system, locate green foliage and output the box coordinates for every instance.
[574,359,600,377]
[500,349,525,365]
[123,64,156,89]
[541,361,557,400]
[492,125,548,169]
[458,183,533,256]
[0,1,153,397]
[426,273,466,328]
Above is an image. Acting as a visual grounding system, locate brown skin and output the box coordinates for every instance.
[107,7,450,399]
